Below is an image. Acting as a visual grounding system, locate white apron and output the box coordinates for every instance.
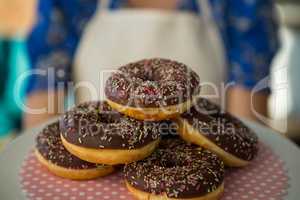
[74,0,226,103]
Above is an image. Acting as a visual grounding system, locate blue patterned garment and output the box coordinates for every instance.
[27,0,279,93]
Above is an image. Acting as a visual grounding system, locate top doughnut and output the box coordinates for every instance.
[105,58,200,108]
[105,58,201,121]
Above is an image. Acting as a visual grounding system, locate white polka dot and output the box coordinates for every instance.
[31,185,37,189]
[40,180,46,185]
[260,182,266,186]
[38,189,44,193]
[23,181,30,185]
[28,193,35,197]
[47,185,53,189]
[232,192,238,196]
[79,192,85,196]
[248,191,254,195]
[63,192,69,196]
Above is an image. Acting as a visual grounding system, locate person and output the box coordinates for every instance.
[271,1,300,139]
[0,0,36,149]
[25,0,279,129]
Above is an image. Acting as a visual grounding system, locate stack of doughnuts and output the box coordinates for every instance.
[35,58,258,199]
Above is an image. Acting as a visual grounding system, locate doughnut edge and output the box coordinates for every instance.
[34,149,114,180]
[106,97,196,121]
[176,118,249,167]
[125,181,224,200]
[61,135,160,165]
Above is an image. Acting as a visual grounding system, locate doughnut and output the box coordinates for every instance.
[177,98,258,167]
[124,137,225,200]
[105,58,200,121]
[35,121,114,180]
[60,101,161,165]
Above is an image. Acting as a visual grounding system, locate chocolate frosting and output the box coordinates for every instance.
[181,98,258,161]
[60,101,161,150]
[124,137,224,198]
[105,58,200,108]
[36,121,101,169]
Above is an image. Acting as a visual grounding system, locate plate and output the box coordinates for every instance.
[0,120,300,199]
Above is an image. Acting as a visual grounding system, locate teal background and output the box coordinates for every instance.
[0,39,29,137]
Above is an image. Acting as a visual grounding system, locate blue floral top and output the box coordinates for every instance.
[27,0,279,93]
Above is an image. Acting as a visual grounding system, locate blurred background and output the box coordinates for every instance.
[0,0,300,150]
[270,0,300,143]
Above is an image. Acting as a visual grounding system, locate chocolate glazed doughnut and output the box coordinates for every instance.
[35,121,114,180]
[105,58,201,121]
[60,101,161,165]
[177,98,259,167]
[124,137,225,200]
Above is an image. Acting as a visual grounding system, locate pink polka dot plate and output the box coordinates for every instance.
[19,142,289,200]
[0,120,299,200]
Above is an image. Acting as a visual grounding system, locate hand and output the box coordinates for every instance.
[23,90,65,129]
[0,0,37,37]
[227,85,269,123]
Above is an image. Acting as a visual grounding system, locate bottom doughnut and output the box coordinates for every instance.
[125,181,224,200]
[35,149,114,180]
[61,136,160,165]
[106,98,195,121]
[177,118,249,167]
